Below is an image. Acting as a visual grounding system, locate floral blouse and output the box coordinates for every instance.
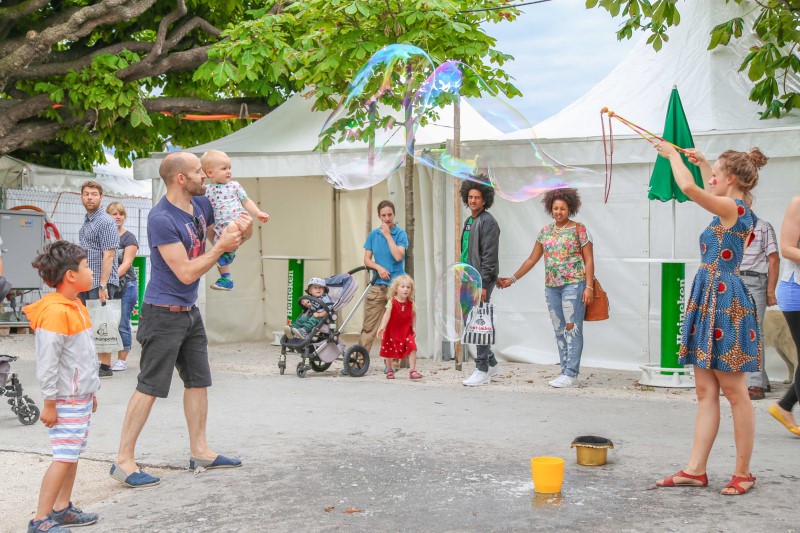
[536,223,590,288]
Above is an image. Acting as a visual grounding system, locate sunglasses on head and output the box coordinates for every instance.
[192,216,205,241]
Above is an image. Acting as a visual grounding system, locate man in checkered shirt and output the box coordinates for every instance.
[78,180,120,379]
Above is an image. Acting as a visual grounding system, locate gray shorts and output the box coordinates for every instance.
[135,303,212,398]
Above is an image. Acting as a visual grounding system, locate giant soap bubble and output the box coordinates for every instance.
[319,44,434,190]
[434,263,483,342]
[410,60,603,201]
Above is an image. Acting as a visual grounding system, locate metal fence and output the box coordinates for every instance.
[1,188,152,318]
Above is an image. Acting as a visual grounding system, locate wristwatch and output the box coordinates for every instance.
[100,285,107,290]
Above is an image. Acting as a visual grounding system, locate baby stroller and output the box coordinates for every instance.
[279,266,378,378]
[0,354,40,425]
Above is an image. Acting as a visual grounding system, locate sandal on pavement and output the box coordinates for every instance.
[721,474,756,495]
[768,404,800,435]
[655,470,708,488]
[409,370,423,380]
[386,369,395,379]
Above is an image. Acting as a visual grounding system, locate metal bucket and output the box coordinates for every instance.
[570,435,614,466]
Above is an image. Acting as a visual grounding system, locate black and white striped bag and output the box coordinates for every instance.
[462,303,495,345]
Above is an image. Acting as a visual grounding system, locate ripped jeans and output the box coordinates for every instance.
[544,280,586,378]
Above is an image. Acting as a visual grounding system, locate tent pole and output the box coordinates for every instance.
[453,100,463,371]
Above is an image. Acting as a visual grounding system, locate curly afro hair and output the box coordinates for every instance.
[459,178,495,210]
[542,188,581,216]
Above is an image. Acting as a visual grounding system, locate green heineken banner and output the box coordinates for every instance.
[130,256,146,326]
[660,262,685,371]
[287,259,305,325]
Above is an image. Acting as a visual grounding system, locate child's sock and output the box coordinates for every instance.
[221,273,231,279]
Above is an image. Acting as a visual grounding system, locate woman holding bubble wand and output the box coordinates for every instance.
[652,142,766,495]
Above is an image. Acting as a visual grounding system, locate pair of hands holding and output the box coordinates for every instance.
[497,278,593,305]
[656,143,707,167]
[218,213,253,252]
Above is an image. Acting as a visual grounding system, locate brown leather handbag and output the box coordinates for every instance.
[584,277,609,321]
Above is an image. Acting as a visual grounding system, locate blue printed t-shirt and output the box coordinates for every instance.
[144,195,215,307]
[364,225,408,286]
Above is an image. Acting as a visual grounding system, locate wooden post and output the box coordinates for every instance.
[453,100,463,371]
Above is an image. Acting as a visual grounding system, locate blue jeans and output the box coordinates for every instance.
[544,281,586,378]
[116,281,138,351]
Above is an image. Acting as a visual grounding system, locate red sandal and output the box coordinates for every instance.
[721,474,755,495]
[655,470,708,488]
[386,369,395,380]
[409,370,423,380]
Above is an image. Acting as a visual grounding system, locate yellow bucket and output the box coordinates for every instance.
[571,436,614,466]
[530,456,565,494]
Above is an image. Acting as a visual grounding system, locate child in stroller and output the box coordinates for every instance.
[0,354,40,425]
[279,266,378,378]
[284,277,334,339]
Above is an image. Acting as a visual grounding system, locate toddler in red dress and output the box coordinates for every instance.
[376,275,422,380]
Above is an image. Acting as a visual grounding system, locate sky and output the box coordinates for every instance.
[485,0,637,125]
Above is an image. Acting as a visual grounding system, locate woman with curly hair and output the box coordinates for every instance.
[497,187,594,388]
[653,143,766,496]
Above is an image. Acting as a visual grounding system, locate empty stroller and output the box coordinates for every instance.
[279,266,378,378]
[0,354,40,425]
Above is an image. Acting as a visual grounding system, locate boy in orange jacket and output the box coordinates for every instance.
[23,241,101,532]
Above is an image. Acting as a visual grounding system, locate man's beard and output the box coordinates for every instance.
[187,181,206,197]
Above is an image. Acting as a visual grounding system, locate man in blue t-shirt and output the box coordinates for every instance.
[360,200,408,355]
[111,151,252,488]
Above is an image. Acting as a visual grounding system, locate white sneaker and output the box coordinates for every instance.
[463,369,490,386]
[111,360,128,372]
[487,363,501,379]
[548,375,575,388]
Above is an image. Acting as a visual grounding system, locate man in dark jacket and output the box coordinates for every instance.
[459,179,501,386]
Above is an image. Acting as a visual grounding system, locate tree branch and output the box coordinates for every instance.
[142,97,277,115]
[0,110,97,155]
[0,0,158,91]
[0,93,53,139]
[10,42,154,80]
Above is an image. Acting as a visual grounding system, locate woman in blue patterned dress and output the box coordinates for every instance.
[654,143,767,496]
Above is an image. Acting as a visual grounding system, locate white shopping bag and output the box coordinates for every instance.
[462,303,495,345]
[86,299,123,353]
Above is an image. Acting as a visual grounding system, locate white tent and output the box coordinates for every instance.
[134,96,507,344]
[478,0,800,374]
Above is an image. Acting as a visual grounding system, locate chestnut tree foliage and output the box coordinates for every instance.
[587,0,800,119]
[0,0,519,170]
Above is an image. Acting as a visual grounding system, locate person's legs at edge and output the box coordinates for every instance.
[185,387,215,461]
[115,282,138,366]
[561,281,586,379]
[545,286,568,374]
[359,285,388,353]
[657,366,720,485]
[717,369,755,494]
[744,276,767,391]
[774,311,800,422]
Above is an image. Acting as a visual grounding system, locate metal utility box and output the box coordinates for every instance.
[0,209,45,289]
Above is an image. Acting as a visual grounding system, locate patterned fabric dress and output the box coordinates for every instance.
[380,298,417,359]
[680,199,762,372]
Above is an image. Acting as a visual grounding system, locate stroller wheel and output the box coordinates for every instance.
[18,403,40,425]
[343,345,370,377]
[296,362,309,378]
[310,358,332,373]
[278,358,286,375]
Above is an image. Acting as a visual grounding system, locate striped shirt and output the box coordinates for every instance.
[79,209,119,289]
[739,218,778,274]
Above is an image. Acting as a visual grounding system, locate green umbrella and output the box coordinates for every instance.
[649,87,703,375]
[648,87,704,201]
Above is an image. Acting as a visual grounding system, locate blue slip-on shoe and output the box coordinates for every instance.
[190,454,242,470]
[210,276,234,291]
[217,251,236,267]
[28,517,70,532]
[51,502,98,528]
[109,463,161,488]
